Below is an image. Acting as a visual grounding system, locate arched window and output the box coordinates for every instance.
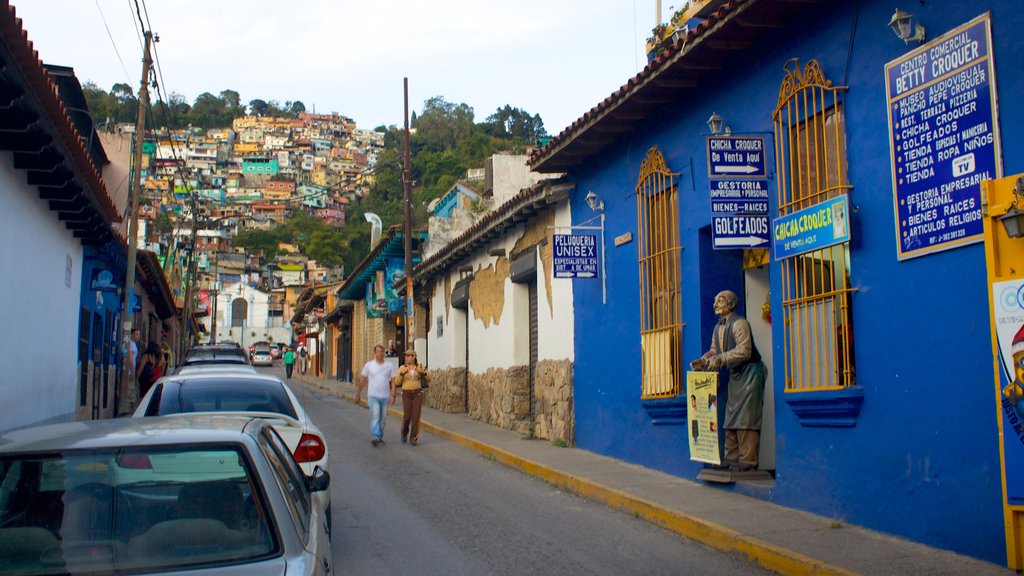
[231,298,248,327]
[772,59,856,391]
[636,147,682,398]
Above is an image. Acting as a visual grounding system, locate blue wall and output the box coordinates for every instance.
[568,1,1023,563]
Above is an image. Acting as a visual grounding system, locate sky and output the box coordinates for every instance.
[13,0,668,137]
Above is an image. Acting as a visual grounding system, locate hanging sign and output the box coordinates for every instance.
[886,13,1001,260]
[553,234,599,279]
[772,194,850,260]
[706,136,767,178]
[708,137,771,250]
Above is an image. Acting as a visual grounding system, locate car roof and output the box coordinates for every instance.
[164,371,284,384]
[0,414,263,454]
[173,365,259,375]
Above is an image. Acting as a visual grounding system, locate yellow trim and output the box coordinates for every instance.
[981,174,1024,569]
[774,60,855,392]
[637,147,683,399]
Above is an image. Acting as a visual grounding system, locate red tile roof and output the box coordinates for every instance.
[528,0,748,172]
[2,1,120,223]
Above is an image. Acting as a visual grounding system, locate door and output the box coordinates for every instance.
[744,265,775,471]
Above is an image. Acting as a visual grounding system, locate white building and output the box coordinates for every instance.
[212,283,291,346]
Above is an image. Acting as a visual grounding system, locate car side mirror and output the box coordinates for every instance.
[306,466,331,493]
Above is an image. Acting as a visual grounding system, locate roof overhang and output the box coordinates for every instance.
[0,4,120,245]
[335,228,426,301]
[529,0,821,173]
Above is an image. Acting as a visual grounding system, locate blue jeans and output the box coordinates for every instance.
[369,396,388,440]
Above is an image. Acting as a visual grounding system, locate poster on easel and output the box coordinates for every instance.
[687,371,721,465]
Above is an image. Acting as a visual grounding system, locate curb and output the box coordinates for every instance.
[295,374,855,576]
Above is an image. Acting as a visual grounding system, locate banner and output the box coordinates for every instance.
[687,371,721,465]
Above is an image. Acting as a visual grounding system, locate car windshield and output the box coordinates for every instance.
[180,348,249,367]
[146,379,298,420]
[254,347,271,354]
[0,444,278,574]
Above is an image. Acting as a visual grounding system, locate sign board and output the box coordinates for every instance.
[687,371,721,465]
[712,215,770,248]
[772,194,850,260]
[993,278,1024,504]
[706,136,767,178]
[553,234,599,279]
[885,13,1001,260]
[707,138,771,249]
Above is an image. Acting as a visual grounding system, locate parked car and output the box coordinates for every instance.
[270,343,282,359]
[133,372,330,512]
[252,344,274,366]
[175,344,250,373]
[0,415,331,575]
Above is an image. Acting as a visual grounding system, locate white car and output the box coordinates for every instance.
[133,372,331,516]
[0,415,331,575]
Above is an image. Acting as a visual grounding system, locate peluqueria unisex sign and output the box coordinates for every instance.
[885,12,1002,260]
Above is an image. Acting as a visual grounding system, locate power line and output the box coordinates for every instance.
[92,0,133,85]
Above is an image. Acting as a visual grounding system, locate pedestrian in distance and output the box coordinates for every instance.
[137,342,164,399]
[393,349,429,446]
[283,346,295,379]
[298,343,307,375]
[128,328,141,377]
[361,344,398,447]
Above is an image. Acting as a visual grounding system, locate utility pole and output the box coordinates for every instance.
[118,31,153,413]
[402,78,413,352]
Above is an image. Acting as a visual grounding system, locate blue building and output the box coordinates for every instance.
[529,0,1023,565]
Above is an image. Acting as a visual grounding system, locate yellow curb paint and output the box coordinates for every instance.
[300,376,856,576]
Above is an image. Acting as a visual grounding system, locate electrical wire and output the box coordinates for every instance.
[92,0,133,85]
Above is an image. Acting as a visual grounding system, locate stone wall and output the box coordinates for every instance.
[424,366,467,414]
[469,366,532,436]
[533,359,574,445]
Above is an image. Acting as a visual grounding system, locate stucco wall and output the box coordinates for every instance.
[0,158,82,432]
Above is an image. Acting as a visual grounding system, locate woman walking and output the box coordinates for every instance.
[393,349,429,446]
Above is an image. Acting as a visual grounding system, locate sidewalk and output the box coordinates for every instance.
[295,372,1011,576]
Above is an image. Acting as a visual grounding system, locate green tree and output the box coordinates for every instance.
[248,99,269,117]
[413,96,475,152]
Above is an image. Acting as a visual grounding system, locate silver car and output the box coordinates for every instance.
[133,371,331,515]
[0,415,331,575]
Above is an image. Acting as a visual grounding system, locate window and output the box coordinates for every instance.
[773,59,856,391]
[636,147,683,398]
[259,428,311,541]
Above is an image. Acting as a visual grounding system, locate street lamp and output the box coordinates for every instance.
[998,177,1024,239]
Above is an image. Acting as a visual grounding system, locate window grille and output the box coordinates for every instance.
[772,59,856,391]
[636,147,683,398]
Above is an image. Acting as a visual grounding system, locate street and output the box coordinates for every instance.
[264,365,770,576]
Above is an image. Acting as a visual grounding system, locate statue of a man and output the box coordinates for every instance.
[691,290,766,472]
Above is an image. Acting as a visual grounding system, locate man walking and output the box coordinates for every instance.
[283,346,295,379]
[360,344,397,446]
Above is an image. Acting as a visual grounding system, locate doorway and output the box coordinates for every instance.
[744,265,775,471]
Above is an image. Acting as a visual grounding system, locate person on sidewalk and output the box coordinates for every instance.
[361,344,398,447]
[393,349,429,446]
[298,343,307,375]
[691,290,765,472]
[283,346,295,379]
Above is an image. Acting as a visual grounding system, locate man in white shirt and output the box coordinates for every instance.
[360,344,398,446]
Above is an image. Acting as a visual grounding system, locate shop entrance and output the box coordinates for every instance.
[744,262,775,471]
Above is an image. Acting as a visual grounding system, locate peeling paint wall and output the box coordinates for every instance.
[423,200,575,445]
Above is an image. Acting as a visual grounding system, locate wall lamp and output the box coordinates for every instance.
[998,177,1024,239]
[585,191,604,212]
[706,112,731,135]
[889,9,926,45]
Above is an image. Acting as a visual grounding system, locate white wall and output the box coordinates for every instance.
[539,205,575,361]
[0,158,82,431]
[425,201,575,373]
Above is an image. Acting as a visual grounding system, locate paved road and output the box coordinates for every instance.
[266,366,771,576]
